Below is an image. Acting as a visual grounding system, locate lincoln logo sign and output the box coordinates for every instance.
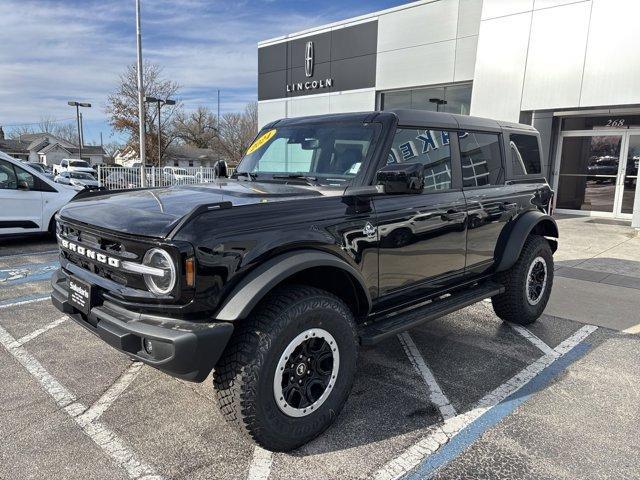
[305,41,314,77]
[285,40,334,93]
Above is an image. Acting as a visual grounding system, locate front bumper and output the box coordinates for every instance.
[51,268,233,382]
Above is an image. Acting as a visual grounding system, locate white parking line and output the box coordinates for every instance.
[0,295,49,309]
[0,323,163,480]
[374,325,598,480]
[10,316,67,347]
[398,332,456,420]
[0,249,59,260]
[509,324,556,356]
[623,323,640,334]
[77,362,145,427]
[247,446,274,480]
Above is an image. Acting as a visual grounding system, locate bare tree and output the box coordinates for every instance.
[7,117,78,144]
[7,125,35,140]
[53,122,79,145]
[102,141,123,160]
[172,102,258,166]
[173,106,217,148]
[106,61,181,165]
[216,102,258,165]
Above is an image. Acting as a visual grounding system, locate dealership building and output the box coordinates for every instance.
[257,0,640,227]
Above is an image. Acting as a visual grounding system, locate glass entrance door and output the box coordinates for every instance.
[555,130,640,218]
[555,134,623,214]
[618,134,639,216]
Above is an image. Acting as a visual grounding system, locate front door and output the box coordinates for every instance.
[373,127,467,302]
[554,130,640,218]
[0,159,43,235]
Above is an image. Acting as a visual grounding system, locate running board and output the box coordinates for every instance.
[359,281,504,345]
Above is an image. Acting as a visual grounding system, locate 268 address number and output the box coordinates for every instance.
[606,119,625,127]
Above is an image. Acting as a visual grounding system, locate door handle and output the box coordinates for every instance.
[441,209,466,221]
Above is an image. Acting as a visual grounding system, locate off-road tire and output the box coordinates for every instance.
[491,234,554,325]
[213,285,358,451]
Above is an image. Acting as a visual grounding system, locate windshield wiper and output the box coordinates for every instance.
[272,174,318,184]
[235,172,258,181]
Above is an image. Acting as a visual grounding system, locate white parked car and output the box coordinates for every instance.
[0,150,79,237]
[55,171,102,190]
[53,158,96,177]
[162,166,196,184]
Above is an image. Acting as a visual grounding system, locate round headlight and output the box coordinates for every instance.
[143,248,176,295]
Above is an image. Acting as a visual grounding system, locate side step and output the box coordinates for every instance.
[359,281,504,345]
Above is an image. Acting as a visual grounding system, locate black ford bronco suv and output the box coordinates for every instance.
[51,110,557,451]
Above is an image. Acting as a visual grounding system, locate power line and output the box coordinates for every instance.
[1,117,77,128]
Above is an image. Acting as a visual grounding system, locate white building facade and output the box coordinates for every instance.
[258,0,640,227]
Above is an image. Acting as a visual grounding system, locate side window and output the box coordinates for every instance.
[459,132,503,187]
[389,128,453,191]
[14,165,36,189]
[61,160,67,167]
[0,160,18,189]
[509,134,541,175]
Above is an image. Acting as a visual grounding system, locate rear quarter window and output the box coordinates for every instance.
[510,134,542,176]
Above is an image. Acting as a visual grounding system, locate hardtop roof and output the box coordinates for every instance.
[266,110,537,134]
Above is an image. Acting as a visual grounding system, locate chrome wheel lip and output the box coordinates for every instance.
[526,256,548,306]
[273,328,339,418]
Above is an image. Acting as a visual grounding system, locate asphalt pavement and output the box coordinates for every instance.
[1,217,639,479]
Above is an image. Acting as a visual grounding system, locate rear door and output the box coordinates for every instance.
[458,131,516,274]
[0,159,44,235]
[373,126,467,301]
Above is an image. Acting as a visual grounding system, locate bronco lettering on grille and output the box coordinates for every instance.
[59,237,121,268]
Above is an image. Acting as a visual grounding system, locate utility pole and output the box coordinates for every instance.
[79,112,85,148]
[135,0,147,186]
[68,101,91,160]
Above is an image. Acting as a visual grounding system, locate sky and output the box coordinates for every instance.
[0,0,407,146]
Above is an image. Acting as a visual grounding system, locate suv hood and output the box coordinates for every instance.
[59,180,334,238]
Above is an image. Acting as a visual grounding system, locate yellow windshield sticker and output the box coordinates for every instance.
[246,129,277,155]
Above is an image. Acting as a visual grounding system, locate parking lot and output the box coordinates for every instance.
[2,216,640,480]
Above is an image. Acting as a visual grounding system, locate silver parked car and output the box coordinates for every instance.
[54,171,101,190]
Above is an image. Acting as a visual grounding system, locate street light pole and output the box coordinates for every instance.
[74,104,81,158]
[135,0,147,186]
[68,101,91,160]
[145,96,175,168]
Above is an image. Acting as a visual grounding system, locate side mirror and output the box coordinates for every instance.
[17,179,30,191]
[376,163,424,194]
[214,160,228,178]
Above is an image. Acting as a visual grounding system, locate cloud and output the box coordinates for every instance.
[0,0,403,142]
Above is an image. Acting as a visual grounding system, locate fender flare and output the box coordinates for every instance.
[215,250,372,321]
[494,211,558,272]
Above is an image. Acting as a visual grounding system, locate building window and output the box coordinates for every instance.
[174,161,179,167]
[188,160,194,167]
[381,83,472,116]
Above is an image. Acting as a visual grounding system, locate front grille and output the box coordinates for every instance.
[57,221,149,289]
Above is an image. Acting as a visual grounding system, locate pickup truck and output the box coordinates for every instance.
[51,110,557,451]
[52,158,96,177]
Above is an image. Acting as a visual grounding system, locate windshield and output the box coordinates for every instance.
[235,123,379,186]
[70,160,90,168]
[70,172,94,180]
[28,163,45,172]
